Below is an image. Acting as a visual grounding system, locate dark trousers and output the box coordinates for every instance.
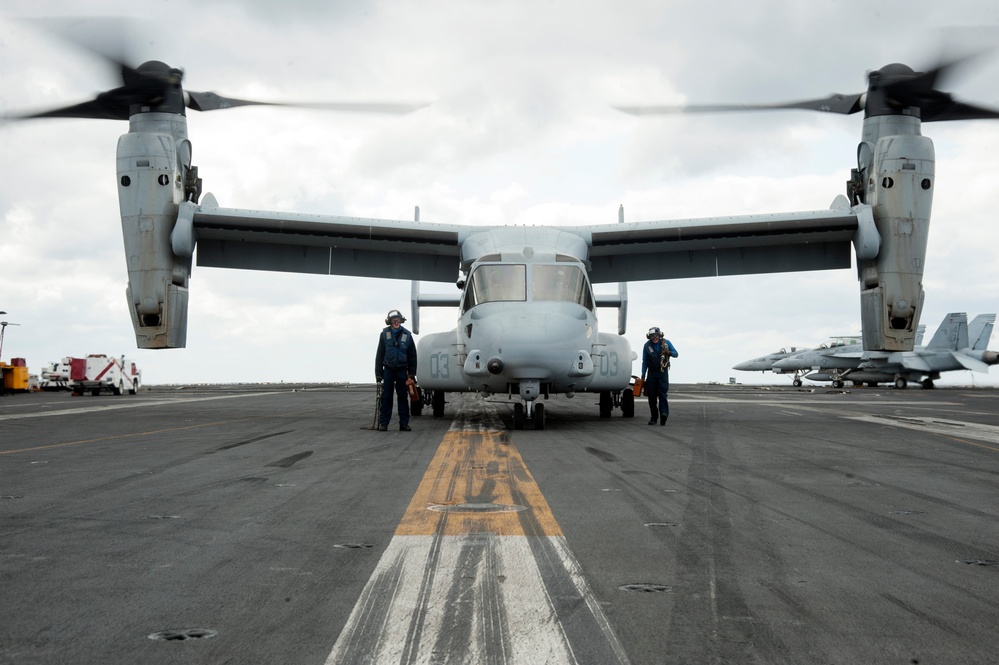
[380,366,410,427]
[646,372,670,419]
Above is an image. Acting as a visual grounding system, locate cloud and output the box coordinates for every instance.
[2,1,998,389]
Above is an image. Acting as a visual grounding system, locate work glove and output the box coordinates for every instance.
[376,375,383,383]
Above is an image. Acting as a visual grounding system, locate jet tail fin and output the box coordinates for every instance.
[968,314,996,351]
[925,313,968,351]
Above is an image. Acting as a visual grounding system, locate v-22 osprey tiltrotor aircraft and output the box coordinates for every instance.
[13,35,999,428]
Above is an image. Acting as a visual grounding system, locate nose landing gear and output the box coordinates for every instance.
[513,400,545,430]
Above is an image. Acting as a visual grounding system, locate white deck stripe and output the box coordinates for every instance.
[326,535,583,664]
[0,391,281,421]
[845,414,999,445]
[325,398,631,665]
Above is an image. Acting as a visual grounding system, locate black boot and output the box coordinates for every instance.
[660,414,668,426]
[648,409,658,425]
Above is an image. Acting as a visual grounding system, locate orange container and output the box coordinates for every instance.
[632,377,644,397]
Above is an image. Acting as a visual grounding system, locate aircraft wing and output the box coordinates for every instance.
[895,352,933,373]
[193,204,464,282]
[571,208,861,283]
[192,202,863,285]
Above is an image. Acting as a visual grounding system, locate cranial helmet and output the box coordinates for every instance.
[647,326,662,339]
[385,309,407,325]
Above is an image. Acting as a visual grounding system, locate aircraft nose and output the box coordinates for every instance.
[468,304,591,379]
[732,360,755,371]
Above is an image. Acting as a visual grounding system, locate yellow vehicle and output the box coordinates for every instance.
[1,358,31,392]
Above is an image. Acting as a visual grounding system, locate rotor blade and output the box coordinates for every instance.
[877,51,999,121]
[615,92,864,116]
[19,17,146,88]
[8,68,175,122]
[892,49,993,96]
[186,91,429,114]
[7,98,130,121]
[922,100,999,121]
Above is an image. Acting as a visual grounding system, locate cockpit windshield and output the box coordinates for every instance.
[532,265,593,309]
[465,264,527,311]
[462,263,594,313]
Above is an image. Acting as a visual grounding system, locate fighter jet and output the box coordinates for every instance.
[731,347,801,373]
[734,327,923,381]
[763,337,862,386]
[774,314,998,388]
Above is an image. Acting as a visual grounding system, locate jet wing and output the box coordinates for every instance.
[895,352,933,373]
[193,204,464,282]
[571,208,860,284]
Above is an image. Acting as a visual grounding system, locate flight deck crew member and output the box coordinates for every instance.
[641,326,678,426]
[375,309,418,431]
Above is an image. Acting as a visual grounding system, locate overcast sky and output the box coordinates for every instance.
[2,0,999,388]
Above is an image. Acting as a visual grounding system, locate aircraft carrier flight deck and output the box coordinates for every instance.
[2,383,998,664]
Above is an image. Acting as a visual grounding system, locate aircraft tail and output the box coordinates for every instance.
[411,281,461,336]
[925,313,968,351]
[968,314,996,351]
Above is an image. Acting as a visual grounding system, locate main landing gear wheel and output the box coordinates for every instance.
[599,391,612,418]
[621,389,635,418]
[432,390,445,417]
[513,403,525,429]
[792,378,802,387]
[534,403,545,430]
[894,377,908,389]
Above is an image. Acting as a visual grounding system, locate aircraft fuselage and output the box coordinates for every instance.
[416,257,634,401]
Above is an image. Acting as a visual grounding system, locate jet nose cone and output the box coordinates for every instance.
[732,361,754,371]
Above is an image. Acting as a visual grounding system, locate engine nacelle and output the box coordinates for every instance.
[417,329,470,390]
[117,113,192,348]
[856,117,933,352]
[586,332,635,391]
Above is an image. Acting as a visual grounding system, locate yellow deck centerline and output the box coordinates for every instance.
[395,427,562,536]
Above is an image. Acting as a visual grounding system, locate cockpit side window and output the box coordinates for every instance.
[531,264,594,310]
[462,264,527,313]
